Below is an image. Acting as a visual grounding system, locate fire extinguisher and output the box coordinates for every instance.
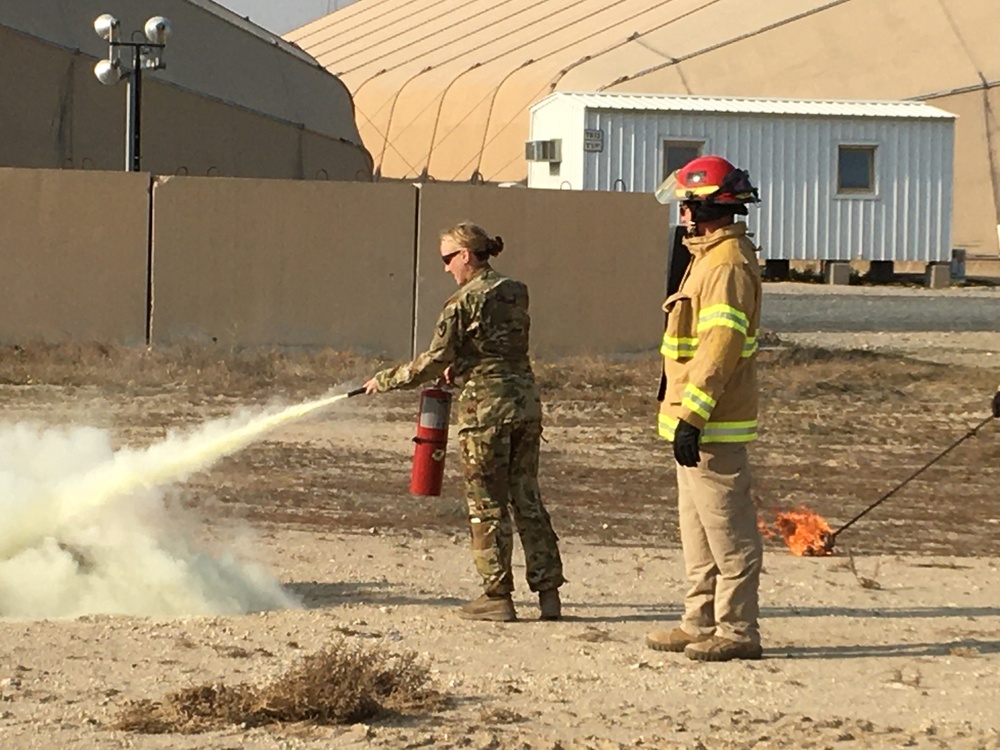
[410,385,452,496]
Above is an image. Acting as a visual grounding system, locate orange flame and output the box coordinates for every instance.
[757,515,775,538]
[757,503,834,556]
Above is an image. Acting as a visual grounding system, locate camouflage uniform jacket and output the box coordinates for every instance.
[373,266,542,431]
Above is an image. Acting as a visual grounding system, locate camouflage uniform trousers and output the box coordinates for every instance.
[458,419,564,596]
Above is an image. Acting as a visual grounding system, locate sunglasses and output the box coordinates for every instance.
[441,249,463,266]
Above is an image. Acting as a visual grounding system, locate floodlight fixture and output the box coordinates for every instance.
[144,16,172,45]
[93,58,123,85]
[93,13,120,41]
[91,13,174,171]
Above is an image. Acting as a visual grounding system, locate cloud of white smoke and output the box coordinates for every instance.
[0,403,330,619]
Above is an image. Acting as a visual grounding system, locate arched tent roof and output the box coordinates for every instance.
[289,0,1000,250]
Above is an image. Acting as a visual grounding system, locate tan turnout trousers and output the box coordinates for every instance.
[676,442,763,645]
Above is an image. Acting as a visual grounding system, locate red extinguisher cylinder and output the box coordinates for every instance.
[410,386,452,496]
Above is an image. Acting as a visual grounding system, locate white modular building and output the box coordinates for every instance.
[526,92,956,262]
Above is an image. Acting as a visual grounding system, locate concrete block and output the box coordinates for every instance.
[950,249,966,281]
[925,263,951,289]
[826,262,852,286]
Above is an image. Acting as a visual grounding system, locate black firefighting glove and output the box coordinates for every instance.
[673,419,701,467]
[992,389,1000,419]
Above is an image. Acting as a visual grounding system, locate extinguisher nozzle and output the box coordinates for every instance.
[347,387,366,397]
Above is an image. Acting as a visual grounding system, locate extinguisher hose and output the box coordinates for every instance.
[830,413,995,543]
[347,387,366,397]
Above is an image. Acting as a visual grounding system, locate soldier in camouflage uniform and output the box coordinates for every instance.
[363,222,565,622]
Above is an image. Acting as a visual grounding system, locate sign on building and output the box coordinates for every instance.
[583,128,604,153]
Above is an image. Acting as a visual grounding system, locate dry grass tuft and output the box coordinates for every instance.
[114,640,446,734]
[479,706,528,724]
[886,667,922,687]
[845,550,882,590]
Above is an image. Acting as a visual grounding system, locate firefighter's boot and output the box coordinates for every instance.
[538,589,561,620]
[684,636,763,662]
[457,594,516,622]
[645,627,712,653]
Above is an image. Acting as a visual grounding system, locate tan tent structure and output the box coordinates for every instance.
[289,0,999,254]
[1,0,372,180]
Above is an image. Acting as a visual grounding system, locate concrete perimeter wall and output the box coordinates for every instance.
[150,177,416,357]
[1,169,676,358]
[0,168,149,344]
[416,185,672,358]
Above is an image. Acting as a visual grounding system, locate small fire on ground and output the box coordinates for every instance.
[757,503,835,556]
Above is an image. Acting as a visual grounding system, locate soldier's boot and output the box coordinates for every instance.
[538,589,561,621]
[457,594,517,622]
[645,627,712,653]
[684,636,763,662]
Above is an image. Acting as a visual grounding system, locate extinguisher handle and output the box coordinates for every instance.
[347,387,366,397]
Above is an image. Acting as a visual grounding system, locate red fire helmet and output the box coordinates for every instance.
[655,155,759,206]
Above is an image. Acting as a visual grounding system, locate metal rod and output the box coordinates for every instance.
[133,56,142,172]
[831,414,995,541]
[125,45,142,172]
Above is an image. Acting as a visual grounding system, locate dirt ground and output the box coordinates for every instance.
[0,328,999,749]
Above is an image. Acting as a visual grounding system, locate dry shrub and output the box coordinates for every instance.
[760,344,880,367]
[0,342,384,394]
[114,640,446,734]
[757,345,997,405]
[536,355,656,395]
[757,329,783,348]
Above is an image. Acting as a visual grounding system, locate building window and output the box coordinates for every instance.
[838,146,876,193]
[663,141,703,179]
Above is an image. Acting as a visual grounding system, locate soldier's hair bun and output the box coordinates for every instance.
[487,236,505,257]
[441,222,501,261]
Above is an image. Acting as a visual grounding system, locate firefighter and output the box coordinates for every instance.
[363,222,564,622]
[992,387,1000,419]
[645,155,765,662]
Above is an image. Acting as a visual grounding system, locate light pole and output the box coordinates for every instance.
[93,14,173,172]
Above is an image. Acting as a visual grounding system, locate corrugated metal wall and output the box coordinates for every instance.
[582,110,954,262]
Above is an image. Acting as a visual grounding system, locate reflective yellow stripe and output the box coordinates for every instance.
[658,413,678,440]
[663,333,757,359]
[661,334,699,360]
[658,414,757,443]
[697,304,749,335]
[701,420,758,442]
[676,184,718,198]
[660,336,759,359]
[682,383,716,421]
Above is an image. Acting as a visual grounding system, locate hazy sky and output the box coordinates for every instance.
[216,0,356,35]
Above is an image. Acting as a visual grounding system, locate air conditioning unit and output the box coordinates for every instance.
[525,139,562,163]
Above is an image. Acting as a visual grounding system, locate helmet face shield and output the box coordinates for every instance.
[654,170,681,204]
